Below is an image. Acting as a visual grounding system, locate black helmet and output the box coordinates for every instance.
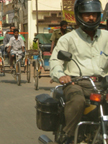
[74,0,102,31]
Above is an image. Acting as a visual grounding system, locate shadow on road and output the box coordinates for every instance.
[0,74,5,77]
[0,80,27,85]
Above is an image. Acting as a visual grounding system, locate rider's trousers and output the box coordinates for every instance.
[63,80,101,137]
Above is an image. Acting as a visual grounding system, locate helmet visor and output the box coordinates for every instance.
[78,1,102,13]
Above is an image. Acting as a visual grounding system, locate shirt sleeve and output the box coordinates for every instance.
[8,37,13,46]
[20,37,25,47]
[49,35,69,82]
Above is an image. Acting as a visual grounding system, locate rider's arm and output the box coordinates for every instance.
[3,34,8,47]
[50,31,56,53]
[20,37,25,51]
[22,46,25,52]
[7,40,12,52]
[7,46,11,53]
[50,41,55,53]
[49,35,69,83]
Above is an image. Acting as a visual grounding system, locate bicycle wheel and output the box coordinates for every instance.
[16,62,21,86]
[34,60,39,90]
[27,60,31,83]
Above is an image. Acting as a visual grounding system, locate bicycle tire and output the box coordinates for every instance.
[34,60,39,90]
[16,62,21,86]
[27,61,31,83]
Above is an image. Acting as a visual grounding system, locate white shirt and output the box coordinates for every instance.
[50,28,108,82]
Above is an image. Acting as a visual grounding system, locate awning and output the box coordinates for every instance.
[35,33,52,44]
[0,36,4,41]
[0,35,25,41]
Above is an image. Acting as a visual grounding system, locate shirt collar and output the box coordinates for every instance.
[58,29,69,35]
[13,35,20,40]
[76,27,100,40]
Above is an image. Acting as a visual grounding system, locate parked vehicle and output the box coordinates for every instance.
[33,33,52,90]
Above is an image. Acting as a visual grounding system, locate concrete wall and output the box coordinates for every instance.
[28,1,36,49]
[100,0,107,10]
[28,0,62,50]
[32,0,62,11]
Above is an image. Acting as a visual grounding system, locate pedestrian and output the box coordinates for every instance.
[33,38,38,50]
[50,0,105,143]
[50,20,71,53]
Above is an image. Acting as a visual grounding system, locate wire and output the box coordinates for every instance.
[38,2,61,10]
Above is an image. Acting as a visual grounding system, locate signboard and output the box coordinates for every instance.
[63,10,76,23]
[62,0,75,11]
[3,15,6,24]
[0,21,2,31]
[62,0,76,23]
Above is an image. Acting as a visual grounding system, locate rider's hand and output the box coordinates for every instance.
[22,49,25,52]
[59,76,74,85]
[7,48,10,53]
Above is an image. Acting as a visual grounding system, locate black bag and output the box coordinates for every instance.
[35,94,59,131]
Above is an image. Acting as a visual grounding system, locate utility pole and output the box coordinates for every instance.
[61,2,63,20]
[36,0,38,34]
[12,0,20,28]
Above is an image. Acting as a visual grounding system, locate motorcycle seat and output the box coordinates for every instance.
[53,89,90,104]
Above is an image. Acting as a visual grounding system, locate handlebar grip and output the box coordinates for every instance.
[64,81,73,86]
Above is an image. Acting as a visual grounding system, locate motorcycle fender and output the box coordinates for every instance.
[84,104,97,115]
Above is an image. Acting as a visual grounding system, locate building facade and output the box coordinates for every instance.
[27,0,62,49]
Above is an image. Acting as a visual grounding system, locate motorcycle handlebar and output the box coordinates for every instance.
[51,76,101,93]
[64,76,100,93]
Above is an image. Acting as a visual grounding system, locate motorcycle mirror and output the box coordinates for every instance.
[57,50,72,61]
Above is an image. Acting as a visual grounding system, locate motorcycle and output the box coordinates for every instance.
[35,50,108,144]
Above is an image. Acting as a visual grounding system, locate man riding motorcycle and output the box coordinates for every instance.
[49,0,108,143]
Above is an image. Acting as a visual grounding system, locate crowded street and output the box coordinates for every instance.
[0,67,56,144]
[0,0,108,144]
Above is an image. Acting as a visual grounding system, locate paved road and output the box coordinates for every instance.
[0,67,57,144]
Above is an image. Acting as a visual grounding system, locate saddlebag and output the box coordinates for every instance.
[35,94,59,131]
